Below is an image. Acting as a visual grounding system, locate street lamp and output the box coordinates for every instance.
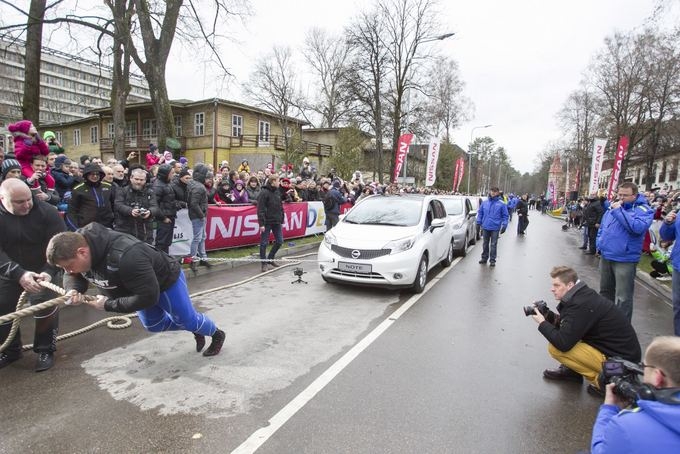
[467,124,493,194]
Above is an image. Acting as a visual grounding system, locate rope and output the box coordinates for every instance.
[2,251,320,353]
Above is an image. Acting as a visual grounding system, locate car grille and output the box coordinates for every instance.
[329,270,387,281]
[330,245,391,259]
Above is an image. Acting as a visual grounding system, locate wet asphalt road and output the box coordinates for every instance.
[1,212,674,454]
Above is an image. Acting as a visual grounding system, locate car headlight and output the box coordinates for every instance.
[324,230,337,246]
[385,236,416,254]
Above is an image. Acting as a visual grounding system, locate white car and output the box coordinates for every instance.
[317,194,455,293]
[439,195,477,256]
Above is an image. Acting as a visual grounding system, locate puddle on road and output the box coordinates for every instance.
[82,271,398,418]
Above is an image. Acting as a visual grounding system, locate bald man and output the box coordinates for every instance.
[0,179,65,372]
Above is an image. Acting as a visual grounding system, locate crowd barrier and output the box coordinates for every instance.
[169,201,351,256]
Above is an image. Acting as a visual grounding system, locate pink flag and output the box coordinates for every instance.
[455,158,465,192]
[392,133,414,183]
[452,158,460,191]
[606,136,629,200]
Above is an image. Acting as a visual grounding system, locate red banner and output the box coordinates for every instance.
[606,136,629,200]
[456,158,465,192]
[392,133,414,183]
[452,159,460,192]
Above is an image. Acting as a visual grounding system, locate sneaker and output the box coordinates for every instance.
[261,263,270,272]
[478,259,487,264]
[35,352,55,372]
[657,275,673,281]
[203,329,225,357]
[489,261,496,267]
[199,259,212,268]
[0,351,22,370]
[587,384,605,398]
[194,333,206,352]
[543,365,583,383]
[268,261,280,268]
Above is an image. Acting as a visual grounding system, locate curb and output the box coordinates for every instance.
[636,269,672,301]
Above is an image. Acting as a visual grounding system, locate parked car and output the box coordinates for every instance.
[468,196,486,241]
[318,194,455,293]
[439,195,477,256]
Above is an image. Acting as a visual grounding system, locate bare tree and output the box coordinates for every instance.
[243,46,307,164]
[422,56,469,143]
[302,28,352,128]
[21,0,47,125]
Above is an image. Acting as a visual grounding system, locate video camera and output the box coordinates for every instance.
[602,358,680,405]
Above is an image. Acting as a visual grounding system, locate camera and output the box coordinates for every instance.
[602,358,655,401]
[139,208,149,215]
[523,300,549,317]
[293,267,305,277]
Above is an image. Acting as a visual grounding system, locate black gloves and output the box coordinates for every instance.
[500,226,506,234]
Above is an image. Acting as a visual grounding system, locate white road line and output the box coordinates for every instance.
[231,255,464,454]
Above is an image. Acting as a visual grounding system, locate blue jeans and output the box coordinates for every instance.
[481,229,500,262]
[599,258,637,322]
[137,272,217,336]
[260,223,283,261]
[190,217,207,259]
[672,271,680,336]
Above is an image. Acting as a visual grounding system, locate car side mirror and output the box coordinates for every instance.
[468,210,477,219]
[430,218,446,231]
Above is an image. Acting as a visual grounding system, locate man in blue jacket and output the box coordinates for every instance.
[659,208,680,335]
[476,187,509,267]
[590,336,680,453]
[596,183,653,322]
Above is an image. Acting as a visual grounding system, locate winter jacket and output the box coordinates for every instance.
[231,187,249,204]
[145,152,161,170]
[51,167,75,199]
[63,222,181,313]
[538,281,641,361]
[152,165,179,219]
[591,399,680,453]
[257,184,284,226]
[186,180,208,220]
[65,164,114,230]
[323,187,347,215]
[659,218,680,272]
[516,199,528,217]
[246,184,261,204]
[0,196,65,281]
[596,194,654,263]
[476,195,509,231]
[9,120,49,177]
[113,184,160,243]
[583,199,605,226]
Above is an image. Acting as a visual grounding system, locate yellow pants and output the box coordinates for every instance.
[548,342,606,387]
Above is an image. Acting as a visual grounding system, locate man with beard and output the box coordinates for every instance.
[0,179,65,371]
[114,168,160,244]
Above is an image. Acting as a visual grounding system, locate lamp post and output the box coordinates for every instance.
[467,124,493,194]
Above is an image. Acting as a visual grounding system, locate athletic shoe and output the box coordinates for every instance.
[203,330,225,357]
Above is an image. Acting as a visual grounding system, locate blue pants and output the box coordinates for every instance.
[137,272,217,336]
[672,271,680,336]
[260,223,283,261]
[481,229,500,262]
[599,258,637,322]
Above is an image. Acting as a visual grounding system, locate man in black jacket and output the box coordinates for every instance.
[0,179,65,371]
[114,168,160,244]
[516,193,529,235]
[257,174,284,272]
[529,266,640,396]
[582,193,604,254]
[46,222,225,357]
[65,163,114,230]
[153,164,179,254]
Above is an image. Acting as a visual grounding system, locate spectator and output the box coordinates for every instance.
[9,120,54,188]
[187,164,211,269]
[111,163,127,189]
[516,193,529,235]
[476,186,509,267]
[299,157,313,180]
[161,150,174,165]
[23,155,59,206]
[152,164,179,254]
[590,336,680,453]
[0,145,4,169]
[323,179,347,231]
[596,182,654,322]
[257,174,284,272]
[79,155,90,166]
[306,180,320,202]
[245,175,261,204]
[65,164,114,230]
[231,180,249,204]
[204,171,219,204]
[659,210,680,335]
[237,159,250,174]
[145,144,161,170]
[2,158,22,181]
[279,178,300,203]
[51,156,74,200]
[582,193,605,254]
[114,168,159,244]
[0,179,65,372]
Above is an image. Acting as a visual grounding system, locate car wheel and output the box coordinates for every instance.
[411,254,428,293]
[442,240,454,267]
[321,275,329,283]
[469,228,477,245]
[458,234,468,257]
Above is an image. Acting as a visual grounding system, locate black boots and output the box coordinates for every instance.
[203,330,225,357]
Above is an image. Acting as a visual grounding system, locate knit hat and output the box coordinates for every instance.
[54,155,70,168]
[179,157,188,165]
[43,131,56,141]
[178,168,191,178]
[2,159,21,178]
[332,179,341,189]
[8,120,32,135]
[163,150,173,161]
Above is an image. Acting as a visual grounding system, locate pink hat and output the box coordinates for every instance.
[163,150,173,159]
[8,120,33,135]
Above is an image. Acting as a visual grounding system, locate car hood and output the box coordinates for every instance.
[332,222,421,248]
[447,213,465,224]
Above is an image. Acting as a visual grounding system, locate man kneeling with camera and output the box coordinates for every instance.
[528,266,641,396]
[590,336,680,453]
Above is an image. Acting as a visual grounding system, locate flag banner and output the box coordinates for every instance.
[392,133,414,183]
[455,158,465,192]
[425,138,440,186]
[606,136,629,200]
[588,138,608,194]
[548,181,556,204]
[452,158,460,191]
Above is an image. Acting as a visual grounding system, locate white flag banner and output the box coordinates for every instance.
[425,138,441,187]
[588,138,608,195]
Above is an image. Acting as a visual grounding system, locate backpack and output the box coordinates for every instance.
[323,193,335,211]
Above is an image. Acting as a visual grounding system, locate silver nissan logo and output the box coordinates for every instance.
[351,249,361,259]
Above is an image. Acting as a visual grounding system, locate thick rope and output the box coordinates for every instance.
[1,251,318,353]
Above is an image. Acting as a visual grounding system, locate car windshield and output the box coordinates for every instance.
[442,199,464,215]
[344,197,422,226]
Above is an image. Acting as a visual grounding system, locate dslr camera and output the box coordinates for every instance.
[523,300,549,317]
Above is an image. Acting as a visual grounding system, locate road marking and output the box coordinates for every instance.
[231,256,463,454]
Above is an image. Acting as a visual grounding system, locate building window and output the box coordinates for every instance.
[142,119,157,139]
[108,123,115,138]
[659,161,667,183]
[258,120,270,145]
[232,114,243,137]
[55,131,63,144]
[73,129,81,146]
[194,112,205,136]
[90,126,98,144]
[174,115,182,137]
[670,159,679,182]
[125,120,136,139]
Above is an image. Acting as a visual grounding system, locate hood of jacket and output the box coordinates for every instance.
[82,163,105,180]
[79,222,113,267]
[192,164,208,184]
[156,164,173,183]
[637,399,680,437]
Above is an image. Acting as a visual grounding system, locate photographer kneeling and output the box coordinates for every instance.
[529,266,641,396]
[591,336,680,453]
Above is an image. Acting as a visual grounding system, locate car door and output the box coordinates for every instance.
[429,199,449,262]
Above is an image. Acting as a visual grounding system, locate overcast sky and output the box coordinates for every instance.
[165,0,677,174]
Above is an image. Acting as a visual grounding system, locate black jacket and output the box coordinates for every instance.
[516,199,528,217]
[187,180,208,220]
[538,281,641,361]
[583,199,605,226]
[0,197,65,281]
[152,165,179,219]
[257,184,284,226]
[113,184,160,242]
[63,222,181,313]
[51,167,75,199]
